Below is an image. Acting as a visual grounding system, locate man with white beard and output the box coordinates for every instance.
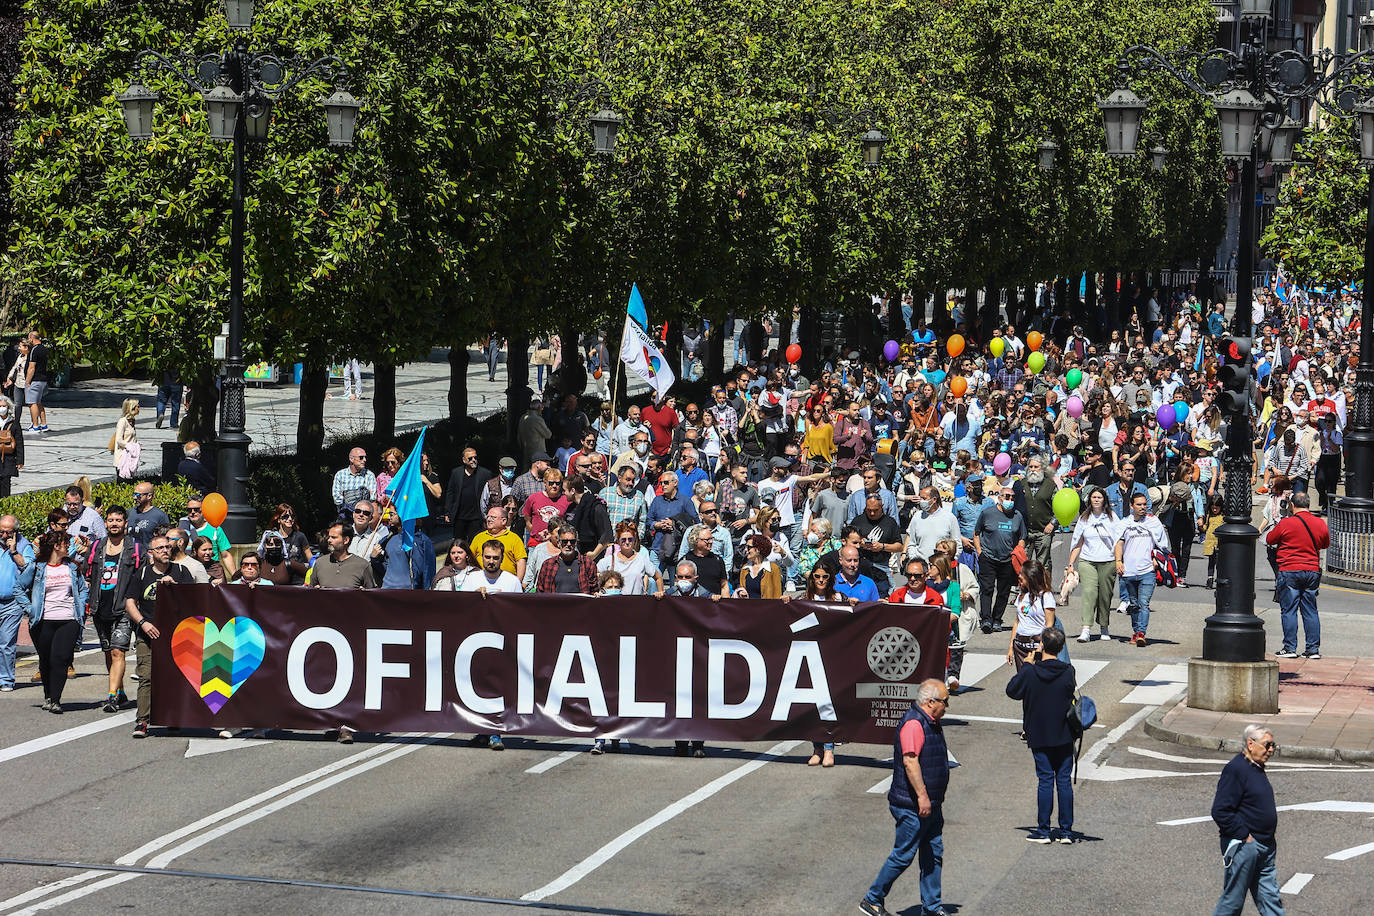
[1013,455,1060,569]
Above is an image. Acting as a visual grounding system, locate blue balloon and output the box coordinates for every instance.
[1173,401,1190,424]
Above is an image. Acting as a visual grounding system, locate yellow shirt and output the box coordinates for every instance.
[469,529,527,576]
[804,421,835,463]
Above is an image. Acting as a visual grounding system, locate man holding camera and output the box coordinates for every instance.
[1265,491,1329,659]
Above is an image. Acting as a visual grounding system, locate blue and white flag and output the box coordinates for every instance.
[619,283,675,401]
[383,427,428,551]
[1274,265,1290,303]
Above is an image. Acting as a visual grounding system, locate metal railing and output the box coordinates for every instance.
[1326,504,1374,578]
[1159,269,1273,297]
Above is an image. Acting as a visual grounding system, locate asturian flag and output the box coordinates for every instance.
[1274,265,1291,303]
[619,283,675,401]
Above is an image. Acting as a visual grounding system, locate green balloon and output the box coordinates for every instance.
[1066,368,1083,390]
[1028,351,1046,374]
[1053,488,1081,527]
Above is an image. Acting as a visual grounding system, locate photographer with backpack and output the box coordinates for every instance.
[1005,626,1078,845]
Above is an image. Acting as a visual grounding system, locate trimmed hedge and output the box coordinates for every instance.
[0,480,203,538]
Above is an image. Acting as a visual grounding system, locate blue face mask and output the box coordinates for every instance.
[1002,499,1016,511]
[603,588,622,596]
[501,469,515,481]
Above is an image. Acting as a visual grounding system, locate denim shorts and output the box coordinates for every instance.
[94,614,132,652]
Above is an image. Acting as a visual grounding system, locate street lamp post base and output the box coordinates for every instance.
[1187,657,1278,714]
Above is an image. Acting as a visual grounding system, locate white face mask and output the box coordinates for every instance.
[0,406,8,417]
[635,442,649,456]
[806,532,821,545]
[917,498,932,512]
[675,580,696,593]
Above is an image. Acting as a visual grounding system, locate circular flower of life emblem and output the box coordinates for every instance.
[867,626,921,681]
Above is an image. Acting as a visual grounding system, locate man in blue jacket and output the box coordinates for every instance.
[1210,725,1282,916]
[860,678,952,916]
[1005,626,1077,844]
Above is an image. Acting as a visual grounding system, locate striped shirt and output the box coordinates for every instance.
[603,486,647,540]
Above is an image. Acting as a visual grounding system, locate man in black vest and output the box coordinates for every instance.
[860,678,952,916]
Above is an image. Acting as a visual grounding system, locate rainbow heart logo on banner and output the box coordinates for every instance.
[172,616,265,714]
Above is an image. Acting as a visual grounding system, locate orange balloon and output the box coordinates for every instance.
[202,492,228,528]
[1027,331,1043,351]
[947,334,965,358]
[949,376,968,398]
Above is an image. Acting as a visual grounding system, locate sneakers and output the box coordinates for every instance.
[1205,576,1214,589]
[1077,627,1091,643]
[1052,829,1075,845]
[693,747,707,758]
[102,694,119,713]
[1132,632,1147,647]
[338,727,356,745]
[946,674,960,693]
[591,739,606,755]
[1274,649,1300,658]
[41,698,54,712]
[0,685,12,692]
[218,729,233,739]
[980,622,994,635]
[858,900,894,916]
[24,424,37,432]
[1025,829,1052,844]
[1303,650,1322,659]
[1098,629,1111,641]
[1116,598,1129,613]
[38,425,48,432]
[488,735,504,751]
[115,689,128,707]
[48,701,63,714]
[133,721,148,739]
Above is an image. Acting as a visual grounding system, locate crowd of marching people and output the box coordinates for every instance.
[0,277,1346,754]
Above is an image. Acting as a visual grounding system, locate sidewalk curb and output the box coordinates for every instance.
[1320,570,1374,594]
[1143,703,1374,764]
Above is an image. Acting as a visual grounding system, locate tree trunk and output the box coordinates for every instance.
[506,332,531,455]
[1021,285,1036,332]
[707,316,726,378]
[1103,270,1119,334]
[448,345,470,443]
[180,368,220,445]
[557,317,586,400]
[372,362,396,442]
[777,303,794,354]
[297,364,328,459]
[934,287,952,337]
[662,318,681,382]
[1084,273,1098,334]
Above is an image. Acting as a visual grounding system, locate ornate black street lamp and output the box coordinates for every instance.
[118,4,361,543]
[1098,0,1374,707]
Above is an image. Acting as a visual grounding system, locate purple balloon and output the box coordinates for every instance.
[1156,404,1177,430]
[1066,395,1084,418]
[883,340,900,362]
[992,452,1012,476]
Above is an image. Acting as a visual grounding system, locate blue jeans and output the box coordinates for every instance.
[812,741,835,753]
[156,383,182,425]
[1276,569,1321,654]
[866,803,943,912]
[1214,838,1283,916]
[901,302,914,333]
[1123,573,1155,634]
[0,601,24,687]
[1032,744,1074,832]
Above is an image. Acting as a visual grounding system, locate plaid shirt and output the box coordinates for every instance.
[603,486,647,539]
[996,366,1023,391]
[511,471,541,508]
[710,403,739,439]
[332,467,377,510]
[535,554,599,594]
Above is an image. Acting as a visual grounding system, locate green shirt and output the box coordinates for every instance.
[199,523,230,559]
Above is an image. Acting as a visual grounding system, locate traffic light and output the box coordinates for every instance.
[1217,336,1253,413]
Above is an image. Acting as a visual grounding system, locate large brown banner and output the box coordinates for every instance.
[151,584,949,744]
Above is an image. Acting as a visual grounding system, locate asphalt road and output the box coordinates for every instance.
[3,536,1372,916]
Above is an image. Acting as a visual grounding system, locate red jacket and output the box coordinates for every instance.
[889,584,943,606]
[1264,511,1330,572]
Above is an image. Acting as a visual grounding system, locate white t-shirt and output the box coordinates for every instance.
[1071,512,1117,564]
[759,474,798,527]
[597,548,657,595]
[458,570,523,594]
[1015,590,1056,637]
[1114,514,1168,577]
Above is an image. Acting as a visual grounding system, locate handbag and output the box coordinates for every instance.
[1066,688,1098,784]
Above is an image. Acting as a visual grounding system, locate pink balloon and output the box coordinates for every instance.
[992,452,1012,476]
[1066,395,1084,418]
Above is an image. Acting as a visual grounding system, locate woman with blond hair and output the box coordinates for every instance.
[112,398,141,480]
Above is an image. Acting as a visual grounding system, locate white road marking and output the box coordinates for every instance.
[1280,873,1313,895]
[789,612,819,633]
[955,653,1003,688]
[521,740,801,902]
[1326,841,1374,861]
[867,776,892,794]
[0,712,135,765]
[525,750,582,774]
[1161,799,1374,826]
[1120,663,1189,705]
[0,736,442,914]
[1128,746,1235,764]
[184,737,273,759]
[1072,658,1111,687]
[948,713,1105,728]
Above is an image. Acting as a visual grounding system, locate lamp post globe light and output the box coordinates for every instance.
[1036,138,1059,172]
[861,128,888,168]
[1149,144,1168,172]
[119,6,361,544]
[589,107,623,156]
[1097,87,1148,157]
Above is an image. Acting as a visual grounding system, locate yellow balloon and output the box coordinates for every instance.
[989,338,1005,358]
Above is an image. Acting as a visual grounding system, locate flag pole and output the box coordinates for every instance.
[606,316,625,475]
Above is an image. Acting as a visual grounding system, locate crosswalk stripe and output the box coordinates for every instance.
[957,653,1111,691]
[1121,663,1189,705]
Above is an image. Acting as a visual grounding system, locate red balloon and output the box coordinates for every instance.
[1027,331,1043,351]
[202,492,228,528]
[949,376,968,398]
[947,334,965,358]
[786,343,802,364]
